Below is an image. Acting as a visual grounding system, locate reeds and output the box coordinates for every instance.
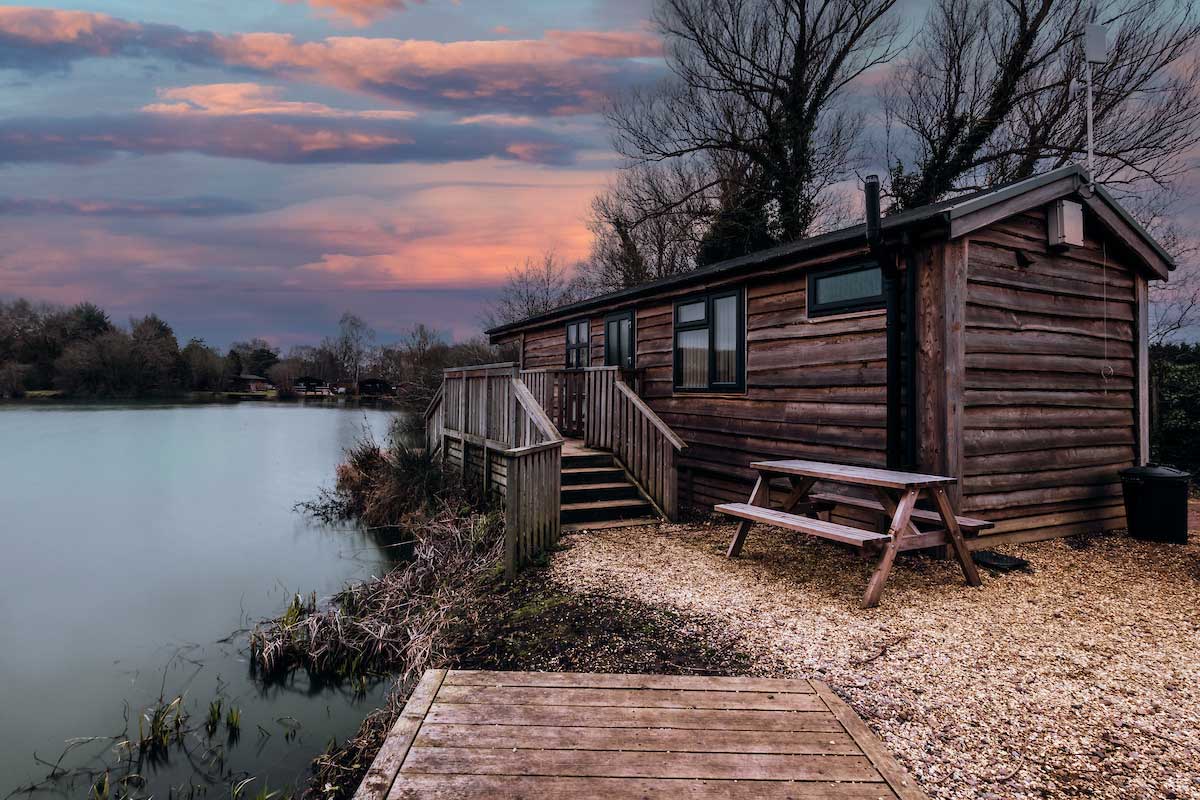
[268,419,503,797]
[258,489,504,797]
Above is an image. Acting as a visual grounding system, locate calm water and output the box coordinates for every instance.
[0,402,402,797]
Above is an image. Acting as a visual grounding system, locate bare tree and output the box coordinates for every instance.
[337,312,375,385]
[484,252,586,328]
[608,0,903,249]
[1120,189,1200,343]
[585,163,706,294]
[885,0,1200,209]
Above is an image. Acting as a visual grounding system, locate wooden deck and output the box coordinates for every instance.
[356,670,928,800]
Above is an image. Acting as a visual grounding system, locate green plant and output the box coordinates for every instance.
[137,695,187,757]
[205,698,223,737]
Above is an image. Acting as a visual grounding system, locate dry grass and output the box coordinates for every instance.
[250,506,503,798]
[550,504,1200,800]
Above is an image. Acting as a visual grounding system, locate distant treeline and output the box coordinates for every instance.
[0,299,508,411]
[1150,343,1200,480]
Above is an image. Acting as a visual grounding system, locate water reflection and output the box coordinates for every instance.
[0,402,404,797]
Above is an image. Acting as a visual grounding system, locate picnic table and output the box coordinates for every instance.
[716,459,984,608]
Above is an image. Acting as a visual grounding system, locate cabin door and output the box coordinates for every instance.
[605,312,635,370]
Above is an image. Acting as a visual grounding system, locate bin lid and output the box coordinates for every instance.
[1119,463,1191,482]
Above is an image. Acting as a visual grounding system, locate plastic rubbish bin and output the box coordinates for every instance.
[1119,464,1191,544]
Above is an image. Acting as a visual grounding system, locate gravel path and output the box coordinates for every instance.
[550,503,1200,800]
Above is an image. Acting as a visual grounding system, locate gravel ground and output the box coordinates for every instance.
[549,502,1200,800]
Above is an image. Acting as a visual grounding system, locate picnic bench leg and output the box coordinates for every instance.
[868,487,923,539]
[862,489,919,609]
[780,476,817,514]
[727,476,768,558]
[931,486,982,587]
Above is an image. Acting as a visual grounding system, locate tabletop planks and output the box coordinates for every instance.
[749,459,956,489]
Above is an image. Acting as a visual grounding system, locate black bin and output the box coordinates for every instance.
[1119,464,1191,543]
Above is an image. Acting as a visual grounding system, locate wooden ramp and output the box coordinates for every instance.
[356,670,928,800]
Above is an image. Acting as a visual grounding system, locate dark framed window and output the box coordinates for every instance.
[604,311,635,369]
[565,320,589,369]
[673,289,744,392]
[807,262,885,317]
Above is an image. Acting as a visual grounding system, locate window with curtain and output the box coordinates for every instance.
[673,289,744,392]
[807,262,885,317]
[565,320,589,368]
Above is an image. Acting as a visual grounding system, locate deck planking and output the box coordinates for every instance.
[356,669,928,800]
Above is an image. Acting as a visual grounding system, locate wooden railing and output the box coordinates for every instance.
[433,363,563,578]
[424,383,444,456]
[520,368,587,438]
[583,367,687,520]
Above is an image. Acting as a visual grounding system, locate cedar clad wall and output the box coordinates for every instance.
[637,275,889,511]
[960,208,1137,541]
[523,327,567,369]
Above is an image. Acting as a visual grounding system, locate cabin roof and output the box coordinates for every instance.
[486,165,1172,339]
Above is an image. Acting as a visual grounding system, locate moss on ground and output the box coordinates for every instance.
[452,566,757,677]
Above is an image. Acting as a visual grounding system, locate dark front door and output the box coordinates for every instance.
[605,312,634,370]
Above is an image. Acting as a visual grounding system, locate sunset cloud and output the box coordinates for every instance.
[0,196,256,217]
[0,3,661,345]
[0,7,218,70]
[0,113,573,165]
[142,83,416,119]
[280,0,431,27]
[0,161,606,342]
[0,7,662,115]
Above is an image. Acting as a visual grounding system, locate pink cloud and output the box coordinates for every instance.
[0,7,664,115]
[456,113,537,126]
[212,30,660,114]
[281,0,429,27]
[142,82,416,119]
[0,6,138,47]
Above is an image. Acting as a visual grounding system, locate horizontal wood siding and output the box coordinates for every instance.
[523,326,568,370]
[961,209,1136,542]
[637,272,888,512]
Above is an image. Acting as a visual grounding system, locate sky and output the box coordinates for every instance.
[1,1,1196,349]
[0,0,664,348]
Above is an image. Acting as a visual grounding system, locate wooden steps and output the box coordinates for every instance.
[561,481,642,503]
[562,498,656,525]
[715,503,891,547]
[561,466,626,485]
[562,517,660,533]
[560,445,657,527]
[809,492,994,535]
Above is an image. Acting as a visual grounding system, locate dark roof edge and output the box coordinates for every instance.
[485,223,879,337]
[486,164,1172,338]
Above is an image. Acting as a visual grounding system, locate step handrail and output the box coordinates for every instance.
[614,380,686,452]
[510,377,563,449]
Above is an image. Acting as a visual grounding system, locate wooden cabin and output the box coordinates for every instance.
[358,378,393,397]
[231,373,273,393]
[477,166,1171,549]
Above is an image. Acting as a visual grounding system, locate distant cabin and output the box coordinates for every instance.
[232,373,273,393]
[293,376,328,395]
[358,378,393,396]
[486,166,1172,547]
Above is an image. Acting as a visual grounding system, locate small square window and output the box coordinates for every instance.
[807,263,885,317]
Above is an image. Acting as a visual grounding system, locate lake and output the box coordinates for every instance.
[0,402,402,797]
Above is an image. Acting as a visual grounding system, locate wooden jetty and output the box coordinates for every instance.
[356,669,928,799]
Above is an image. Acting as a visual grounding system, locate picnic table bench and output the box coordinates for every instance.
[716,459,983,608]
